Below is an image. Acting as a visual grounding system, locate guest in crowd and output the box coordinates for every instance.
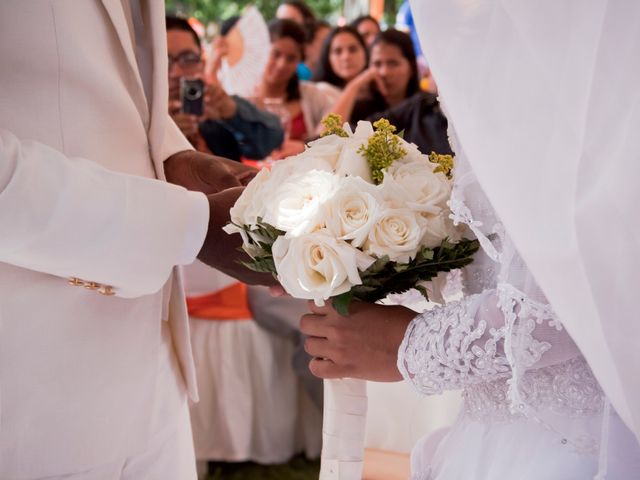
[350,14,381,49]
[305,20,332,77]
[254,19,339,157]
[330,29,419,121]
[276,1,317,81]
[330,29,451,154]
[312,26,368,91]
[167,16,284,160]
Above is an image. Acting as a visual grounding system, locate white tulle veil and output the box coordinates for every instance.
[409,0,640,442]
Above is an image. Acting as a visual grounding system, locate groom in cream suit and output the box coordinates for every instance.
[0,1,267,478]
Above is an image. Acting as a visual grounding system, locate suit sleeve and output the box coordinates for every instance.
[0,128,208,298]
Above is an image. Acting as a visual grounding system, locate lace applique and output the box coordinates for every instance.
[399,294,511,395]
[497,283,559,412]
[399,285,556,397]
[448,176,504,263]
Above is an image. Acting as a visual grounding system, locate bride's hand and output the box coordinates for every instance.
[300,301,415,382]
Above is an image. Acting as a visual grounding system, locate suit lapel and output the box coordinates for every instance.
[146,0,173,178]
[100,0,150,126]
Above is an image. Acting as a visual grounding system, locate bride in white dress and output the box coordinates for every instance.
[399,151,640,479]
[300,1,640,476]
[301,145,640,479]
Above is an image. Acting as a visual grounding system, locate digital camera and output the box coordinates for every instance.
[180,78,204,116]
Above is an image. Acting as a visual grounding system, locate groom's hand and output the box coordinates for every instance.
[300,301,415,382]
[197,187,277,286]
[164,150,257,194]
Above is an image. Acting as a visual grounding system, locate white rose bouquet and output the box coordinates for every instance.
[224,115,478,479]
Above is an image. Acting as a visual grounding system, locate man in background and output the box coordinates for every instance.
[167,16,284,160]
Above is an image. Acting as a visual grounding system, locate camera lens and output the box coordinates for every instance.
[185,86,202,100]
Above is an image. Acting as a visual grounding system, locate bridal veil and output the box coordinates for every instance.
[409,0,640,443]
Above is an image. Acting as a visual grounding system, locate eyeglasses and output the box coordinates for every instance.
[168,51,201,69]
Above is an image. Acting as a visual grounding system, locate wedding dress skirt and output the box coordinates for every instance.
[410,358,640,480]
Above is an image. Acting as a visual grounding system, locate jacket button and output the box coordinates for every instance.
[98,285,115,296]
[84,281,100,290]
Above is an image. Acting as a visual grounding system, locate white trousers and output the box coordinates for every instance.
[42,399,196,480]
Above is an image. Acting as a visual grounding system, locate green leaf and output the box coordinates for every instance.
[240,256,276,273]
[414,284,430,301]
[331,291,354,316]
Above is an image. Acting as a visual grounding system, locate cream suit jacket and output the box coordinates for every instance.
[0,1,208,477]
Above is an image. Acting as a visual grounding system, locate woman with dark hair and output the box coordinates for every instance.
[329,29,451,155]
[350,14,381,48]
[253,19,339,155]
[305,20,331,76]
[312,26,368,90]
[276,0,316,39]
[276,0,318,80]
[330,29,419,122]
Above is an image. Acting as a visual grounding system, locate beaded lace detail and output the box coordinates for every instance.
[463,356,604,422]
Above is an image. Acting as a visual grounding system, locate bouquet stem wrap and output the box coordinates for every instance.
[320,378,368,480]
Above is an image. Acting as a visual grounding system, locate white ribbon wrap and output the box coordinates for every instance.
[319,378,368,480]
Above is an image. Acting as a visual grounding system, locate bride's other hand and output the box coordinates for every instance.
[300,301,414,382]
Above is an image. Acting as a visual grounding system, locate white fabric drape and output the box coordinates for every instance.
[409,0,640,443]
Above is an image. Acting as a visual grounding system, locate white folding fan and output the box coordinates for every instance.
[216,6,270,98]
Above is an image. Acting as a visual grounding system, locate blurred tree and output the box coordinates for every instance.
[165,0,343,24]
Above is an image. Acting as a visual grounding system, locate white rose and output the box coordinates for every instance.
[272,230,375,304]
[262,169,338,237]
[365,207,426,263]
[422,210,460,248]
[334,142,373,183]
[224,167,271,232]
[269,154,333,182]
[395,137,423,163]
[305,134,349,168]
[324,176,383,247]
[332,121,375,182]
[351,121,375,139]
[382,161,451,214]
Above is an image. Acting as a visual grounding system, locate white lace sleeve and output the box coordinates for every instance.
[397,284,578,396]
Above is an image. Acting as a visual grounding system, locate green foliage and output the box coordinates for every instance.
[320,113,349,138]
[349,238,481,304]
[165,0,343,25]
[332,291,354,316]
[232,218,284,274]
[429,152,455,178]
[357,118,407,184]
